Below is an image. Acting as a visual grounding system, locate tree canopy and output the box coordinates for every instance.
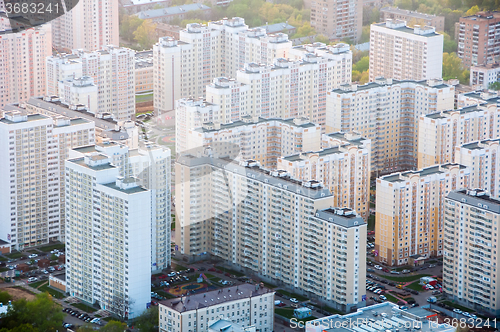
[442,52,469,84]
[134,306,159,332]
[0,292,64,332]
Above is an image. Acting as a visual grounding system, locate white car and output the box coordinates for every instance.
[290,298,299,303]
[90,318,101,324]
[390,270,400,274]
[374,265,383,270]
[50,249,59,254]
[167,272,176,277]
[379,295,387,301]
[453,309,462,314]
[28,254,38,259]
[27,277,38,282]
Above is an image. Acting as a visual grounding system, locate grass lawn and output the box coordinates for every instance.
[171,222,175,230]
[72,302,98,313]
[38,243,65,252]
[0,257,7,262]
[6,252,26,259]
[28,280,47,289]
[367,215,375,231]
[38,284,65,299]
[405,281,425,292]
[173,264,187,271]
[277,289,308,302]
[382,274,431,282]
[0,268,9,272]
[275,308,317,321]
[94,314,102,318]
[215,266,245,277]
[311,303,343,315]
[135,93,153,103]
[261,281,277,289]
[103,317,114,322]
[442,301,475,313]
[156,290,176,299]
[384,293,399,304]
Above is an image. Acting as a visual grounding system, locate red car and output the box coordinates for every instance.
[208,268,216,272]
[278,302,286,307]
[216,270,222,274]
[225,272,231,277]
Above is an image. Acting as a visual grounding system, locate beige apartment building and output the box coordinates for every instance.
[375,163,470,266]
[205,78,250,125]
[458,90,500,109]
[187,116,321,169]
[0,25,52,109]
[326,78,454,173]
[380,7,445,32]
[369,20,444,82]
[175,98,220,154]
[278,132,371,219]
[443,189,500,316]
[308,0,363,42]
[418,104,500,168]
[135,50,153,95]
[455,138,500,200]
[159,284,274,332]
[175,156,366,311]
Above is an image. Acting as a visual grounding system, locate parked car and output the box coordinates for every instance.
[374,265,383,270]
[388,282,396,286]
[401,269,411,274]
[27,277,38,282]
[379,295,387,301]
[290,298,299,303]
[390,270,400,274]
[208,268,216,272]
[28,254,38,259]
[198,267,206,271]
[167,272,176,277]
[411,303,420,307]
[399,306,409,311]
[453,309,463,314]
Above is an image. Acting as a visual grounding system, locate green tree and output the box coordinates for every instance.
[77,324,96,332]
[442,52,469,84]
[101,320,128,332]
[120,15,143,43]
[134,306,159,332]
[134,19,157,50]
[359,25,370,43]
[0,293,64,332]
[465,5,480,15]
[292,22,315,38]
[353,56,369,72]
[489,82,500,90]
[314,34,330,44]
[0,291,12,305]
[443,32,458,53]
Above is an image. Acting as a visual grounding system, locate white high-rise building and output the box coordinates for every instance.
[77,46,136,122]
[326,78,454,172]
[418,103,500,168]
[187,116,322,168]
[45,47,135,122]
[278,132,371,219]
[205,78,249,125]
[369,20,443,82]
[444,189,500,316]
[58,77,99,115]
[0,110,95,249]
[175,98,220,154]
[455,138,500,200]
[175,156,366,311]
[65,154,150,319]
[153,37,192,114]
[46,53,83,97]
[70,141,172,272]
[0,25,52,108]
[52,0,119,52]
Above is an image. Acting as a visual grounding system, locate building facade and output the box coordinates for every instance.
[187,116,322,168]
[457,12,500,67]
[455,138,500,200]
[369,20,443,82]
[375,163,470,266]
[65,154,151,319]
[159,284,274,332]
[51,0,119,52]
[0,25,52,108]
[418,104,500,168]
[0,111,95,249]
[443,189,500,316]
[470,63,500,89]
[278,132,371,219]
[175,156,367,310]
[380,7,445,32]
[326,78,454,173]
[58,77,99,115]
[46,53,82,97]
[308,0,363,43]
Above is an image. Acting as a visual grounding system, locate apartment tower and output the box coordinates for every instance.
[375,163,470,266]
[369,20,443,82]
[52,0,119,52]
[0,110,95,249]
